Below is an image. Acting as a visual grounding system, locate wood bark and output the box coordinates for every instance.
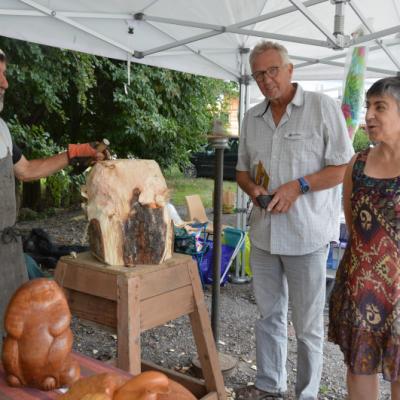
[82,160,173,266]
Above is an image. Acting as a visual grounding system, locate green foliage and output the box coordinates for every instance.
[45,171,70,208]
[0,37,238,167]
[85,60,238,168]
[9,118,73,208]
[352,126,371,152]
[0,37,96,142]
[0,37,238,208]
[8,117,63,157]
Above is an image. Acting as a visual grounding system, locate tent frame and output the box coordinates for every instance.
[2,0,400,79]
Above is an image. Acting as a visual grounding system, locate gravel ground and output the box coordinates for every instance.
[16,207,392,400]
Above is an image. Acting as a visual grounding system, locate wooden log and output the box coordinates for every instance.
[82,160,173,266]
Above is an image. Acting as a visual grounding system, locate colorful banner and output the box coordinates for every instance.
[341,46,368,140]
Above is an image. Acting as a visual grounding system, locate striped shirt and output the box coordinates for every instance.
[236,83,354,255]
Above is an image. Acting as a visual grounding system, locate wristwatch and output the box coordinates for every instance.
[298,177,310,194]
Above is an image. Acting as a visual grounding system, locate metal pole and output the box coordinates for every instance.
[209,135,228,343]
[232,46,251,284]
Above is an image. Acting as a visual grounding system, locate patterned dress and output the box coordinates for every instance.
[329,148,400,381]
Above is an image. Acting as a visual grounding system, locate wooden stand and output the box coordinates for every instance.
[54,252,226,400]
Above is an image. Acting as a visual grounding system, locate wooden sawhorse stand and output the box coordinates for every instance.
[54,252,226,400]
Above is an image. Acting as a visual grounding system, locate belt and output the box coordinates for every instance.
[0,225,21,244]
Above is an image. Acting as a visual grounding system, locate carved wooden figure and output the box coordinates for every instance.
[58,371,197,400]
[2,278,80,390]
[59,373,129,400]
[82,160,173,266]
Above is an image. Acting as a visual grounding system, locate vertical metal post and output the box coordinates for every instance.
[208,135,228,343]
[232,46,251,284]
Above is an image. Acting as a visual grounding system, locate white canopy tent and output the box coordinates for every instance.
[0,0,399,82]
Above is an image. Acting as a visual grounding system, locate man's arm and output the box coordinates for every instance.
[267,164,348,213]
[13,142,108,182]
[13,153,69,181]
[304,163,348,191]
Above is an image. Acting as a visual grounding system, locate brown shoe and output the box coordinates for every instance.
[235,385,284,399]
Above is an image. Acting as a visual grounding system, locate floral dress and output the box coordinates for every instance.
[328,148,400,381]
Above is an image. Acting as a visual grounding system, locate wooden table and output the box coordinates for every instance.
[0,352,130,399]
[54,252,226,400]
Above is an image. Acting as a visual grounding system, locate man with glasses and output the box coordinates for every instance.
[0,48,107,350]
[235,41,353,399]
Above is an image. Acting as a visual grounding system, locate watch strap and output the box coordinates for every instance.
[298,177,310,194]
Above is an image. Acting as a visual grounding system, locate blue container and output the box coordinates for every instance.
[199,240,234,285]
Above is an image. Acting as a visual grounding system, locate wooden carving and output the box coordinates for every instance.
[113,371,169,399]
[2,278,80,390]
[59,373,129,400]
[82,160,173,266]
[58,371,197,400]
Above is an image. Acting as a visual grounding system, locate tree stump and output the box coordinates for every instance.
[82,160,173,266]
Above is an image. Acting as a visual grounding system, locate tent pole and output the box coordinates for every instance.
[232,48,251,284]
[209,136,229,343]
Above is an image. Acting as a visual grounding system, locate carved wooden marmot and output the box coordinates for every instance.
[2,278,80,390]
[82,160,173,266]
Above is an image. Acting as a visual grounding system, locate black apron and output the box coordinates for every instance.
[0,152,28,350]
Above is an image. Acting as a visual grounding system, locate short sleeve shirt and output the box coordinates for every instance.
[0,118,12,160]
[236,84,354,255]
[0,118,22,164]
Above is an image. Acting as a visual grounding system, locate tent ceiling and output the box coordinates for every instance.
[0,0,399,82]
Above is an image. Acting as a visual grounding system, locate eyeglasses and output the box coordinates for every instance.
[251,66,282,82]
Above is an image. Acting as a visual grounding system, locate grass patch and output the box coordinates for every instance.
[164,166,237,208]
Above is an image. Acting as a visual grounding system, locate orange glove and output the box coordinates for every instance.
[67,143,97,161]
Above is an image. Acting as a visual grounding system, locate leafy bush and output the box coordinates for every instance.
[352,126,371,152]
[9,118,74,208]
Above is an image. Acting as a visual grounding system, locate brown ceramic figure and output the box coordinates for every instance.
[2,278,80,390]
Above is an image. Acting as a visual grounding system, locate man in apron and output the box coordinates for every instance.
[0,49,105,350]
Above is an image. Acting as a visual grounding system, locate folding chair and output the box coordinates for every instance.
[220,227,246,284]
[198,227,246,286]
[185,194,228,236]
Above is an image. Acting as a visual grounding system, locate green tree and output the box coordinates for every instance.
[81,59,237,168]
[0,37,238,209]
[0,37,238,169]
[0,37,96,145]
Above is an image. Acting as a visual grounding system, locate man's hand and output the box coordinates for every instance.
[267,180,300,213]
[249,185,269,208]
[68,140,111,171]
[236,170,269,208]
[67,142,109,163]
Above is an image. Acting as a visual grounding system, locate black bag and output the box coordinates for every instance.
[23,228,88,269]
